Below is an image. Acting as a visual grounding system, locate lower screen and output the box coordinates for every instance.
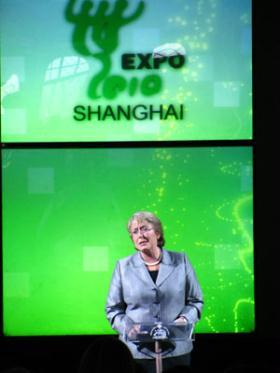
[2,146,254,335]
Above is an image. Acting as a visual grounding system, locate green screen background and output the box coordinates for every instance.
[2,147,254,336]
[1,0,252,142]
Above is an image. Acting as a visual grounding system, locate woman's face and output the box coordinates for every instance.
[130,219,160,253]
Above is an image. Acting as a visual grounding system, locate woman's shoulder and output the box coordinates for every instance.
[117,252,138,266]
[162,248,187,263]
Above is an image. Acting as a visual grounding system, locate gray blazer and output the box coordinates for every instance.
[105,249,203,359]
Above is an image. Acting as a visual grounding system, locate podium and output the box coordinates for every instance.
[126,322,194,373]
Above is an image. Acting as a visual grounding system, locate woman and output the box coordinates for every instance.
[106,211,203,372]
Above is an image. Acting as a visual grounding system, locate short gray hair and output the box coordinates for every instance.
[127,211,165,248]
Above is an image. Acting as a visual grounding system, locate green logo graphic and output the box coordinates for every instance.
[65,0,151,100]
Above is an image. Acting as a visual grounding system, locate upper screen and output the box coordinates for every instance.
[1,0,252,142]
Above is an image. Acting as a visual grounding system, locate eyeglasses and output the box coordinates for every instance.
[131,226,154,236]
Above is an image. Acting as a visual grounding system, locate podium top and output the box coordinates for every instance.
[126,322,194,343]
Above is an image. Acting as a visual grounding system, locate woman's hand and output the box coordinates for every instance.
[127,324,141,339]
[174,316,188,324]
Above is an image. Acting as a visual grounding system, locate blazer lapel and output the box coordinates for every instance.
[129,249,175,288]
[129,252,156,288]
[156,249,175,287]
